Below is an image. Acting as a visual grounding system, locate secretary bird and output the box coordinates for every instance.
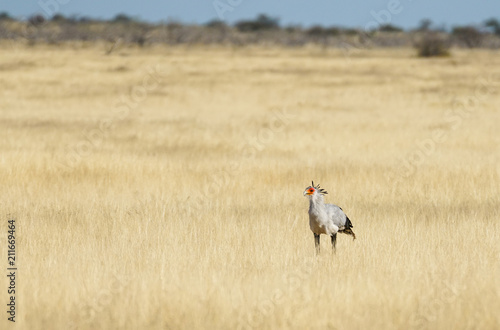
[303,181,356,254]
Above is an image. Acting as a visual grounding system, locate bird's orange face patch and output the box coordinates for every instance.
[306,187,315,195]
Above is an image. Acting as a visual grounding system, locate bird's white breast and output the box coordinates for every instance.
[309,205,339,236]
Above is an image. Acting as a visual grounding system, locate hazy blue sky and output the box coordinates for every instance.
[2,1,499,29]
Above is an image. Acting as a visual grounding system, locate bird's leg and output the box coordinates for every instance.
[331,233,337,253]
[314,234,320,254]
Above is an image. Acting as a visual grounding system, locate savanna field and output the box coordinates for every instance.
[0,42,499,329]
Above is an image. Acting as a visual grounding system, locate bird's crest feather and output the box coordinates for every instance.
[311,181,328,195]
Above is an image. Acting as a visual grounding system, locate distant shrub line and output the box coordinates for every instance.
[1,12,499,56]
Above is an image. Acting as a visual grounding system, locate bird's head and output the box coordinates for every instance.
[303,181,328,197]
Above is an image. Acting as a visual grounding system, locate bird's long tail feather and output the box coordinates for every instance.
[343,216,356,240]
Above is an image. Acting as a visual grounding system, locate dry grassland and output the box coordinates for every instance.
[0,43,499,329]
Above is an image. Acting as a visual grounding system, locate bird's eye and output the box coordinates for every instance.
[309,188,314,193]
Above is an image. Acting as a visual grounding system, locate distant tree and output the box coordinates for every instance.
[484,18,500,36]
[255,14,279,29]
[304,26,340,48]
[205,19,227,29]
[306,25,340,37]
[343,28,360,36]
[133,34,147,47]
[0,11,13,21]
[51,13,67,22]
[378,24,403,33]
[284,24,302,33]
[417,19,433,31]
[78,16,93,23]
[434,24,449,33]
[235,14,279,32]
[112,13,134,23]
[306,25,323,36]
[165,21,183,30]
[28,14,46,26]
[452,25,484,48]
[414,32,450,57]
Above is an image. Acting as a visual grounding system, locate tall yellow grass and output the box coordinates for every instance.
[0,43,499,329]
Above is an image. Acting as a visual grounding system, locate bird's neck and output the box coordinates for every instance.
[309,194,325,212]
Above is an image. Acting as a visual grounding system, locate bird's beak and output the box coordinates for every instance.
[303,190,310,196]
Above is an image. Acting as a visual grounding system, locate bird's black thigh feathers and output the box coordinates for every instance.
[339,216,356,240]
